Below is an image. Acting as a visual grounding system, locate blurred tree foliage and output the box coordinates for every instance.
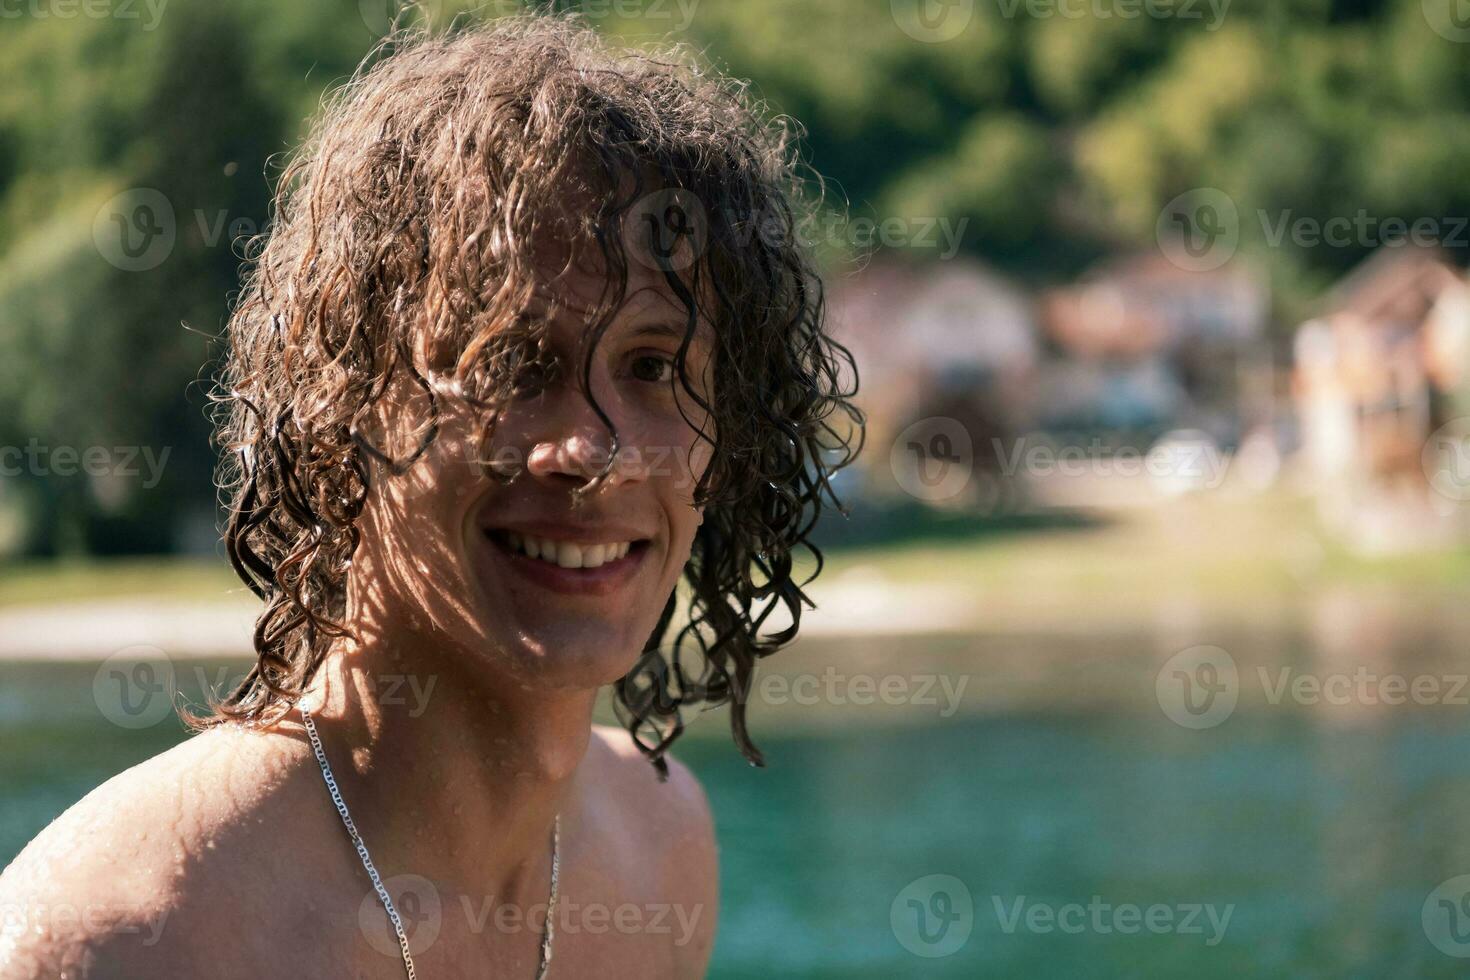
[0,0,1467,556]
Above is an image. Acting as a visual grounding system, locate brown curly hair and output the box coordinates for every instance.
[203,13,863,777]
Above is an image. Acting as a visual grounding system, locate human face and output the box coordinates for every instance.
[352,255,715,688]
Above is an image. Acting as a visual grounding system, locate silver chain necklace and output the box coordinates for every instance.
[300,707,561,980]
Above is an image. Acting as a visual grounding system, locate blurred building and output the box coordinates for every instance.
[1291,244,1470,547]
[1035,252,1271,445]
[827,257,1040,502]
[826,252,1274,510]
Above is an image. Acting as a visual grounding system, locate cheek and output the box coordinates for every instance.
[643,410,713,501]
[658,463,706,566]
[353,471,481,636]
[358,431,484,566]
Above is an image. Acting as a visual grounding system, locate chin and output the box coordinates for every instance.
[464,614,651,689]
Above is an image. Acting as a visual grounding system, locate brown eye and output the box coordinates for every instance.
[630,353,675,384]
[507,349,557,394]
[516,361,551,391]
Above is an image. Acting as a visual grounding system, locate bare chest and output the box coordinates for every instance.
[253,869,692,980]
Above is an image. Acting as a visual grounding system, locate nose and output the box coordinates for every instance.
[526,427,614,484]
[523,386,645,492]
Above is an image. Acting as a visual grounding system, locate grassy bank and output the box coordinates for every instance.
[810,489,1470,614]
[0,556,241,608]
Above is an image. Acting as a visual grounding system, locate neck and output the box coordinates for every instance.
[298,621,590,901]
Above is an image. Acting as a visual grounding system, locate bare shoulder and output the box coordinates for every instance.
[0,723,326,979]
[589,724,713,816]
[586,724,719,976]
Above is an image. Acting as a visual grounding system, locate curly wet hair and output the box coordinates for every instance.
[202,13,863,777]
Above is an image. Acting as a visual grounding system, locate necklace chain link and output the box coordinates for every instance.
[300,707,560,979]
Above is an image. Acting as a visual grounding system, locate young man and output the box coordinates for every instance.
[0,15,859,978]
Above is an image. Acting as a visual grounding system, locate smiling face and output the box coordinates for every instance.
[350,248,716,689]
[213,20,862,771]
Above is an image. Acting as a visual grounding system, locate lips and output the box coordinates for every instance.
[482,527,652,597]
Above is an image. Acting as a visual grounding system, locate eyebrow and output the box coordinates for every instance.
[627,320,713,352]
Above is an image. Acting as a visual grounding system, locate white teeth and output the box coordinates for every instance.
[556,542,583,568]
[501,533,636,569]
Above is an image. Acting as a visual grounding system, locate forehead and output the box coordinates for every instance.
[522,232,717,348]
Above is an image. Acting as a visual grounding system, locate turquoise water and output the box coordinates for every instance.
[5,625,1470,978]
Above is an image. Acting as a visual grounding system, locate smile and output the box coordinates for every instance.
[502,532,634,569]
[483,528,651,596]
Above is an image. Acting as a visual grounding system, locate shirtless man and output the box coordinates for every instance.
[0,14,860,980]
